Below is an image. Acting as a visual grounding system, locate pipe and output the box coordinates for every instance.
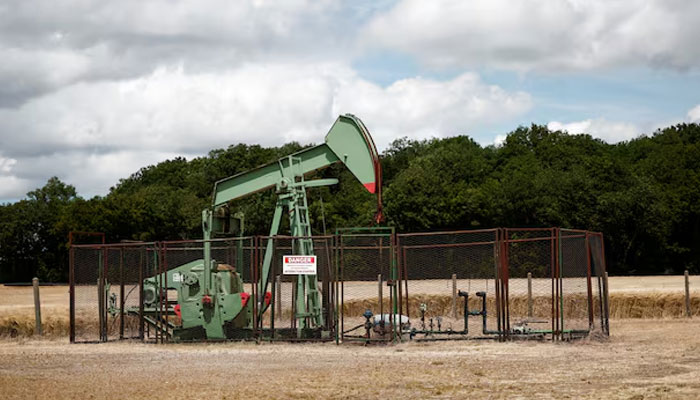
[475,291,500,335]
[475,292,487,334]
[407,291,510,340]
[407,287,591,340]
[458,290,469,334]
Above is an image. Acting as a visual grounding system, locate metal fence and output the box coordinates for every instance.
[70,242,158,343]
[70,227,608,343]
[500,228,609,341]
[398,229,500,340]
[258,235,337,341]
[337,228,398,343]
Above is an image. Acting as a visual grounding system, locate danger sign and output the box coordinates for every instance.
[283,255,317,275]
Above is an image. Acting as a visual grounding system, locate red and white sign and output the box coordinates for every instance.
[283,255,317,275]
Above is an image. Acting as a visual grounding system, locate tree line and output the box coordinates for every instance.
[1,123,698,282]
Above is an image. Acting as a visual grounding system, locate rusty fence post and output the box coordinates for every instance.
[33,277,42,336]
[604,272,610,321]
[69,246,75,343]
[452,274,457,319]
[378,273,383,317]
[686,270,692,318]
[276,275,282,318]
[527,272,533,318]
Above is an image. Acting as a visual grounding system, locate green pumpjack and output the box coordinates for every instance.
[129,114,383,341]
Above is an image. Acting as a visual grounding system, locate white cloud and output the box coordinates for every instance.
[548,118,640,143]
[0,64,532,199]
[0,47,94,106]
[493,134,507,147]
[550,104,700,143]
[13,150,188,200]
[335,73,532,146]
[0,176,32,200]
[0,0,693,202]
[0,0,346,105]
[0,157,16,173]
[689,105,700,122]
[364,0,700,72]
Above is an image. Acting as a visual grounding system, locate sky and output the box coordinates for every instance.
[1,0,699,202]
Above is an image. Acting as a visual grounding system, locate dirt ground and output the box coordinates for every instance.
[1,278,699,399]
[0,319,698,399]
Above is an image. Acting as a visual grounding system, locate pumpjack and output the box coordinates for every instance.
[136,114,382,340]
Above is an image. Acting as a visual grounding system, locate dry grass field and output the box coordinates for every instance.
[0,319,698,399]
[2,274,698,314]
[1,275,698,336]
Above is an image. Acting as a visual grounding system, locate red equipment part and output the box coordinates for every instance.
[240,292,250,307]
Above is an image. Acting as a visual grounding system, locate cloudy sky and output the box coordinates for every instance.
[1,0,699,202]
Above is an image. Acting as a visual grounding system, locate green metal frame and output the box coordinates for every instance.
[190,114,382,339]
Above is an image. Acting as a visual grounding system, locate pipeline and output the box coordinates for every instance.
[405,291,592,341]
[407,291,500,339]
[474,291,500,335]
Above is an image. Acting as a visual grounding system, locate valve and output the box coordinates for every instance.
[363,309,374,340]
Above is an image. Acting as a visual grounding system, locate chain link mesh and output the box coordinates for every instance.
[588,233,610,334]
[339,232,396,342]
[259,236,336,341]
[71,243,157,343]
[504,229,556,337]
[398,230,499,339]
[70,228,608,343]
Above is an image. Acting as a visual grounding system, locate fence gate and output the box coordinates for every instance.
[70,243,157,343]
[337,227,400,343]
[398,229,501,340]
[258,235,337,341]
[502,229,557,339]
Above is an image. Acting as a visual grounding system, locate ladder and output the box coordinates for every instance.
[286,156,324,332]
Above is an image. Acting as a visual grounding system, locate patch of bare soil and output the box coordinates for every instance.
[1,319,699,399]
